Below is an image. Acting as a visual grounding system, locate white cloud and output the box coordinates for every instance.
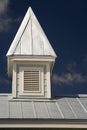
[0,0,9,14]
[0,0,21,32]
[0,16,21,32]
[0,0,10,32]
[52,73,87,86]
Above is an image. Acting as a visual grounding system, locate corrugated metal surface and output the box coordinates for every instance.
[9,101,22,118]
[57,98,76,119]
[67,98,87,119]
[46,101,62,119]
[22,102,34,118]
[79,97,87,112]
[0,96,9,118]
[34,102,49,118]
[0,96,87,119]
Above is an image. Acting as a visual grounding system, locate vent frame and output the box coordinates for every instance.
[19,66,44,96]
[23,70,40,93]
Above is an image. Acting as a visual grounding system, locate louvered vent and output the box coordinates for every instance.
[24,70,40,92]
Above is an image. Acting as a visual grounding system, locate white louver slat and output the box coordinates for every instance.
[19,66,44,96]
[24,70,40,92]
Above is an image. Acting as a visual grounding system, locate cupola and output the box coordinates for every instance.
[6,7,57,99]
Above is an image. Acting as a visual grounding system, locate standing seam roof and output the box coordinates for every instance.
[1,96,87,119]
[6,7,57,57]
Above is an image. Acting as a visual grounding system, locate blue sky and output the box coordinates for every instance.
[0,0,87,96]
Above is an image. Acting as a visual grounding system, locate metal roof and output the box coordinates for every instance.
[0,95,87,119]
[6,7,57,57]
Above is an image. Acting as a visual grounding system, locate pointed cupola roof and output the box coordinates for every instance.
[7,7,57,57]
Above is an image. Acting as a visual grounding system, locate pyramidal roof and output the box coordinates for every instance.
[7,7,57,57]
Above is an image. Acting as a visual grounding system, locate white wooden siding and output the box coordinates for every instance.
[16,64,47,98]
[7,7,57,57]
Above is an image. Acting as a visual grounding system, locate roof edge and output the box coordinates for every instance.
[6,7,32,56]
[0,119,87,128]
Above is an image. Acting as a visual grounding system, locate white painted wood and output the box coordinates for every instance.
[14,40,21,54]
[1,122,87,128]
[46,63,51,98]
[21,20,32,55]
[6,7,57,57]
[7,7,31,56]
[18,66,44,97]
[10,56,55,62]
[8,60,52,98]
[6,7,56,99]
[7,56,55,77]
[12,63,17,98]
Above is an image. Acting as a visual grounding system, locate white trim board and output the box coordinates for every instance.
[0,119,87,128]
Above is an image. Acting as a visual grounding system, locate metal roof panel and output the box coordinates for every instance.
[0,96,87,120]
[0,96,9,118]
[57,98,76,119]
[9,102,22,119]
[22,102,35,118]
[67,98,87,119]
[34,102,50,119]
[46,101,62,119]
[7,7,57,58]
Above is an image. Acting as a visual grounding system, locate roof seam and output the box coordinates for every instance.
[76,98,87,113]
[31,15,33,55]
[32,101,37,118]
[1,97,87,119]
[65,98,77,119]
[21,102,23,119]
[13,16,31,55]
[9,102,11,118]
[56,102,64,119]
[44,102,50,119]
[8,102,10,119]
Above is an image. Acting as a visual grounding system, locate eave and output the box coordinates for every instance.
[0,119,87,128]
[7,55,56,76]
